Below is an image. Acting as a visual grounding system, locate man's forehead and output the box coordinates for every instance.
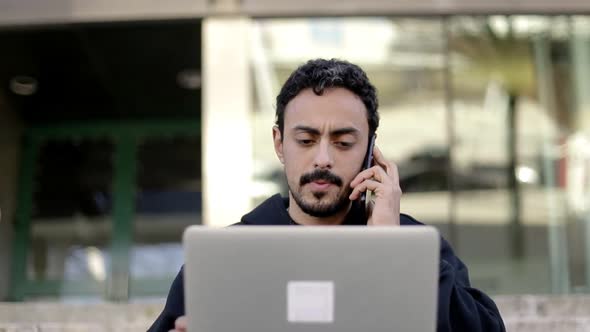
[288,87,363,106]
[285,88,367,125]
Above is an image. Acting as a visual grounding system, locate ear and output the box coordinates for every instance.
[273,126,285,164]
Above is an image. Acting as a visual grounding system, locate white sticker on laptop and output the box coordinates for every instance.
[287,281,334,323]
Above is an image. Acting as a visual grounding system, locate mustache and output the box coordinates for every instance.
[300,169,343,187]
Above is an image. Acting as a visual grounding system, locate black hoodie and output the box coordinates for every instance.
[148,194,506,332]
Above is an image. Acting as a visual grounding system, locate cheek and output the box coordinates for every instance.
[283,155,303,182]
[342,169,360,184]
[339,152,364,171]
[283,144,309,174]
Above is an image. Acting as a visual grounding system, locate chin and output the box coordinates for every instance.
[307,189,335,200]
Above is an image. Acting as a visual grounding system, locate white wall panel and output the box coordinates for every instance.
[1,0,589,27]
[243,0,590,16]
[0,0,208,26]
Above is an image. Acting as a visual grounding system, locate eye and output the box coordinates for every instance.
[335,141,353,148]
[297,139,314,146]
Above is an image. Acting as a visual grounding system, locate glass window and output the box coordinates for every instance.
[130,135,201,297]
[28,138,113,297]
[250,15,590,295]
[250,16,452,257]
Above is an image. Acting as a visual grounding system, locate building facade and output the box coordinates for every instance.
[1,0,590,301]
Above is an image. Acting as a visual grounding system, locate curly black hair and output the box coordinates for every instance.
[275,58,379,139]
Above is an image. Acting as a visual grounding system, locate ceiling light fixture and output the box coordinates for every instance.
[176,69,201,90]
[9,75,38,96]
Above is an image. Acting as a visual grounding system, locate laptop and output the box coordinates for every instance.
[183,226,440,332]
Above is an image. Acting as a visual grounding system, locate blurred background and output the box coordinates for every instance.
[1,0,590,330]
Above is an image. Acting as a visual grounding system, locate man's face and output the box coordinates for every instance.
[273,87,370,217]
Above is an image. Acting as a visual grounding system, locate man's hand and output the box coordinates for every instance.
[169,316,187,332]
[349,145,401,226]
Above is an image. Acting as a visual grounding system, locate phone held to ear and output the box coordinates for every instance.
[360,135,376,215]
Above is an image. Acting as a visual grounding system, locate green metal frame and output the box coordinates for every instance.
[28,119,201,140]
[109,134,137,301]
[11,137,39,301]
[10,118,200,301]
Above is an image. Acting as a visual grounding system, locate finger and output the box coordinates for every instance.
[350,167,374,188]
[371,146,391,174]
[390,162,400,188]
[175,316,188,330]
[349,179,382,200]
[370,163,392,185]
[350,163,391,188]
[372,146,401,186]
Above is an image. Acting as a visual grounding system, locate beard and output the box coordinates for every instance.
[289,169,352,218]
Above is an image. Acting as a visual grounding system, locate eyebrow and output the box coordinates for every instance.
[293,125,360,136]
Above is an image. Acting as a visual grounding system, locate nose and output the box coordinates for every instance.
[313,140,333,169]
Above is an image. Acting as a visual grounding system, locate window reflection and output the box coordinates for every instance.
[250,16,590,295]
[29,139,113,285]
[131,136,201,287]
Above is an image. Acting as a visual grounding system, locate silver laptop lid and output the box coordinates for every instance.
[184,226,440,332]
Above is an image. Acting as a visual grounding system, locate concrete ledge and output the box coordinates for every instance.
[503,318,590,332]
[0,302,163,332]
[494,295,590,332]
[495,295,590,319]
[1,295,590,332]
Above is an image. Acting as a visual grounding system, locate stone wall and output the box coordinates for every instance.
[1,295,590,331]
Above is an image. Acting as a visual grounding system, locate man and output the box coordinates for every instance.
[148,58,506,332]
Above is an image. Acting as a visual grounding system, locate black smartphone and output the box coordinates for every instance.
[360,134,376,208]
